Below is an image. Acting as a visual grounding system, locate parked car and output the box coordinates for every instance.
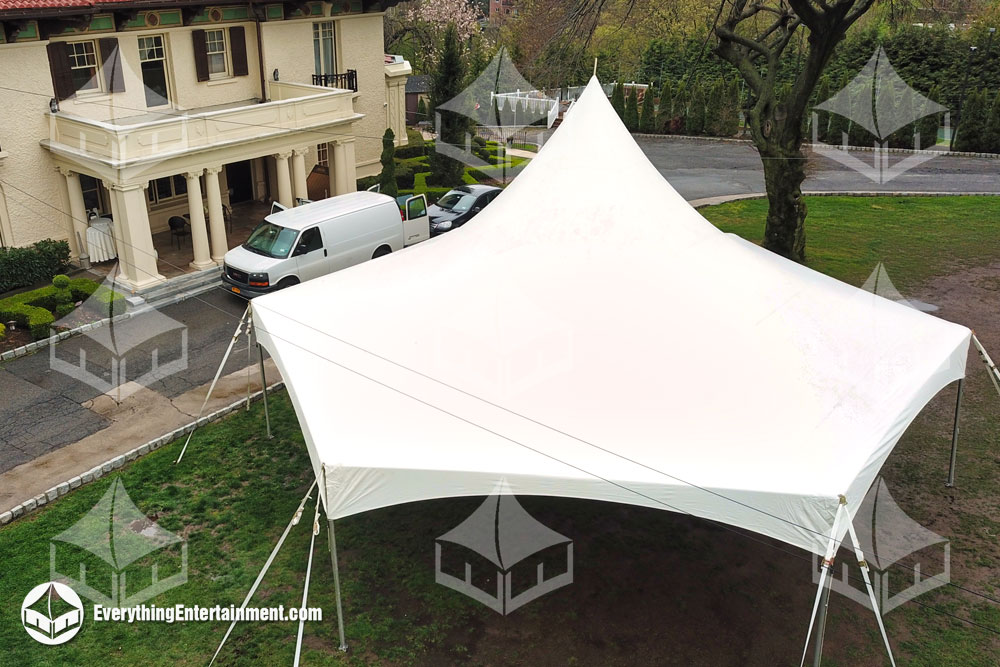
[222,191,429,298]
[427,184,501,236]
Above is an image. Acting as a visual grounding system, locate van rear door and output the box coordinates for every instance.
[402,194,429,246]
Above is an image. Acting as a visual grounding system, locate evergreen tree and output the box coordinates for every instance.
[428,24,468,186]
[888,88,915,150]
[671,80,689,134]
[955,89,988,153]
[378,128,398,197]
[416,97,428,123]
[639,85,656,133]
[706,78,727,136]
[916,85,942,151]
[984,90,1000,154]
[722,78,741,137]
[624,86,640,131]
[687,79,706,135]
[656,79,673,134]
[611,81,625,120]
[813,76,831,143]
[827,79,851,145]
[847,82,873,148]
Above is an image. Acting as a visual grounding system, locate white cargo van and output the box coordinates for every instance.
[222,191,429,297]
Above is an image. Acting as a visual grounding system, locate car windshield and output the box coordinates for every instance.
[243,222,297,258]
[436,191,477,213]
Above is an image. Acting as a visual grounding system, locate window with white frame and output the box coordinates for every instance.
[313,22,335,76]
[68,41,101,93]
[205,29,229,78]
[316,143,328,166]
[147,175,190,205]
[138,35,170,107]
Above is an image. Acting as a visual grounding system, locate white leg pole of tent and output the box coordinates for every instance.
[946,378,964,487]
[972,334,1000,398]
[175,304,250,464]
[328,516,348,652]
[209,480,317,666]
[258,343,272,439]
[800,498,846,667]
[811,574,834,667]
[293,493,322,667]
[845,508,897,667]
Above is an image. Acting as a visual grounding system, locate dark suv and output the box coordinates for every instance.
[427,184,501,236]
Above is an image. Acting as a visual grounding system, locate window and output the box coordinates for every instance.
[406,197,427,220]
[138,35,170,107]
[147,175,189,205]
[205,29,229,78]
[295,227,323,255]
[316,143,329,167]
[68,41,101,93]
[80,175,108,215]
[313,22,335,76]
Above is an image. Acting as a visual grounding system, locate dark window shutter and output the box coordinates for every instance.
[46,42,75,101]
[192,29,209,82]
[99,38,125,93]
[229,26,248,77]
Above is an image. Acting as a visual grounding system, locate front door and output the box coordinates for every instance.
[226,161,254,203]
[292,226,328,281]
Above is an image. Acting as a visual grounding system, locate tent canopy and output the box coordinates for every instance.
[252,77,969,556]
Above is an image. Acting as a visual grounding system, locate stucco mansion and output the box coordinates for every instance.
[0,0,410,289]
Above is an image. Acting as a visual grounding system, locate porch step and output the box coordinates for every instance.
[139,266,223,307]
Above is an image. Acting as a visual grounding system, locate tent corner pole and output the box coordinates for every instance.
[946,378,964,487]
[327,517,348,652]
[257,343,272,439]
[811,576,833,667]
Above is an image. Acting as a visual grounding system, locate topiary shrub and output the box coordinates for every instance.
[395,162,416,190]
[0,322,5,341]
[0,277,126,340]
[56,303,75,318]
[52,274,70,289]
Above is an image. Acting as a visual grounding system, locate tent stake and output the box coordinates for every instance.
[258,344,272,439]
[328,517,348,652]
[946,378,964,487]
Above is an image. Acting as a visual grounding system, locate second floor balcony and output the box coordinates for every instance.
[312,70,359,92]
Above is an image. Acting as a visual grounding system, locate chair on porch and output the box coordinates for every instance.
[168,216,191,249]
[223,204,233,234]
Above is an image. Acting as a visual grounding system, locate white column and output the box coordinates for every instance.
[60,167,89,260]
[204,166,228,262]
[273,152,293,208]
[332,141,357,195]
[186,171,214,270]
[107,183,165,290]
[291,147,309,204]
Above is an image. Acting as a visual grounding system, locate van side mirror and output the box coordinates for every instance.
[292,243,307,257]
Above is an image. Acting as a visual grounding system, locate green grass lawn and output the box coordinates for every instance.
[3,196,1000,665]
[700,196,1000,291]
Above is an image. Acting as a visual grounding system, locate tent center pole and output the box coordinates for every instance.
[258,344,272,439]
[811,576,833,667]
[946,378,964,487]
[327,518,348,652]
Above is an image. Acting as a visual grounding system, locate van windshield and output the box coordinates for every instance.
[243,222,297,258]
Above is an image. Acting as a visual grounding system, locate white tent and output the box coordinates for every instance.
[247,77,971,660]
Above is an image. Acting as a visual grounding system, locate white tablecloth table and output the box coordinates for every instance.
[86,218,117,263]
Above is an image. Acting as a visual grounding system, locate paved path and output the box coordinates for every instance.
[636,136,1000,201]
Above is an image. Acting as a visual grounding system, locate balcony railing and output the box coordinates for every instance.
[312,70,358,93]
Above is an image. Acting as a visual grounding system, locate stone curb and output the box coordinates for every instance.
[0,381,285,526]
[631,132,1000,159]
[690,190,1000,209]
[0,278,222,363]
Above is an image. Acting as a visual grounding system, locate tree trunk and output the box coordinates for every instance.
[759,139,807,262]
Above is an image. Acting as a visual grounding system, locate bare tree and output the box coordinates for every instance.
[714,0,876,261]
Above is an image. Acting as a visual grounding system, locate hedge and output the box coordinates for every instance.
[0,239,71,295]
[395,140,427,160]
[0,276,126,340]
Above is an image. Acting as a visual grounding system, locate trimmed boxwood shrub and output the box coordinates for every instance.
[395,140,427,160]
[395,162,416,190]
[0,322,5,340]
[0,239,71,295]
[0,276,126,340]
[356,175,379,191]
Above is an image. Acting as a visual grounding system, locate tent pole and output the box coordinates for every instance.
[946,378,964,487]
[811,575,833,667]
[258,344,272,439]
[800,500,846,667]
[328,517,348,652]
[845,505,897,667]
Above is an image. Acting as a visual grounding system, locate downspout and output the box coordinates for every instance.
[252,2,267,102]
